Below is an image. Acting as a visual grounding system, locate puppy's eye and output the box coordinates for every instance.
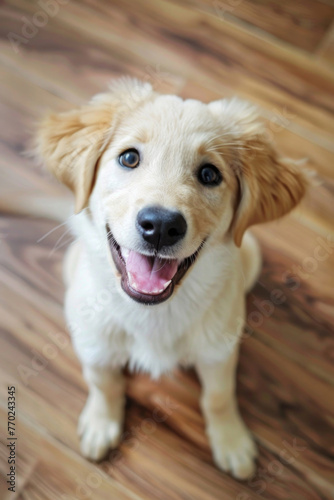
[118,149,140,168]
[198,164,222,186]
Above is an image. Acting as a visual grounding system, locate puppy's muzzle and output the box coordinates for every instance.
[136,205,187,251]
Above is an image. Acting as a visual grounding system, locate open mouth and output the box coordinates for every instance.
[106,224,204,305]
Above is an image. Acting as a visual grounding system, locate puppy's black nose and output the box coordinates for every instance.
[136,206,187,250]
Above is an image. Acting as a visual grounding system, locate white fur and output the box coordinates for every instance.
[65,215,253,377]
[64,205,260,478]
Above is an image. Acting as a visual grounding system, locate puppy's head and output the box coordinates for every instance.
[36,79,309,305]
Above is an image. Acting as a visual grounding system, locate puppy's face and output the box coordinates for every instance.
[94,95,238,304]
[36,79,309,305]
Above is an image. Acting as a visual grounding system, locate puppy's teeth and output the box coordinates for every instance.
[127,272,136,289]
[121,248,130,260]
[162,280,171,291]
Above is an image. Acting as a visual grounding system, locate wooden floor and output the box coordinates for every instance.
[0,0,334,498]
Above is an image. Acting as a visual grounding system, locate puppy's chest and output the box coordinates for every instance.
[76,243,234,376]
[107,286,206,377]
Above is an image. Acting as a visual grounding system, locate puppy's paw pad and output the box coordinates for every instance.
[210,424,257,480]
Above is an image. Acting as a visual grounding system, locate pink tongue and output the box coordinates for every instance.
[126,250,178,295]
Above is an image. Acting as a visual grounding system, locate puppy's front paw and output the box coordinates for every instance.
[208,417,257,480]
[78,398,123,461]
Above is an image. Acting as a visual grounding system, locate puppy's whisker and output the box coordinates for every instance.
[37,208,90,244]
[206,142,252,153]
[50,236,75,255]
[37,220,69,243]
[48,228,74,257]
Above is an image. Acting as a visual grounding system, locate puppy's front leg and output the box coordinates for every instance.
[196,349,257,479]
[78,365,125,461]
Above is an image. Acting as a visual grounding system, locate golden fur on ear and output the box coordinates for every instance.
[232,139,309,247]
[35,79,155,213]
[208,98,310,247]
[36,105,113,213]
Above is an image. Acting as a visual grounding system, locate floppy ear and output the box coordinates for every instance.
[35,78,154,213]
[36,104,113,213]
[209,98,311,247]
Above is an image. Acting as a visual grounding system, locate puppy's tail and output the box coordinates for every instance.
[0,194,72,222]
[240,231,262,293]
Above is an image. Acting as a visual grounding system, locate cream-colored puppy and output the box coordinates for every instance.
[36,79,309,479]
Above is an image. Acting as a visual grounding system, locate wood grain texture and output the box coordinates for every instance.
[317,22,334,65]
[0,1,334,499]
[171,0,334,52]
[2,0,334,146]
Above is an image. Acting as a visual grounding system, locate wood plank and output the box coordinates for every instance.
[0,65,73,217]
[172,0,334,53]
[0,407,141,500]
[317,22,334,65]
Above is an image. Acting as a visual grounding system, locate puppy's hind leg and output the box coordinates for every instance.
[79,365,126,461]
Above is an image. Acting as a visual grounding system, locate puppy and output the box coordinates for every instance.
[36,79,309,479]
